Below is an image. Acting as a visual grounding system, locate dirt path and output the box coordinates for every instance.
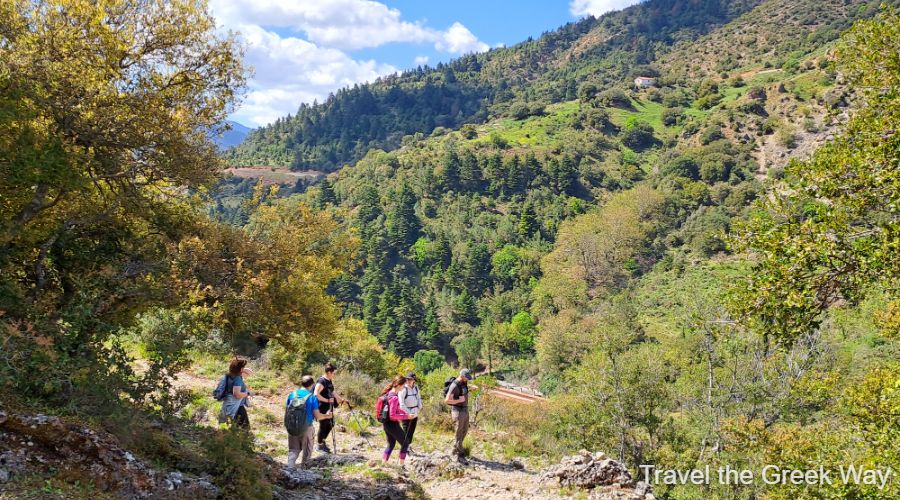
[173,370,565,499]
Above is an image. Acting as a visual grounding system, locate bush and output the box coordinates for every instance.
[414,350,445,375]
[619,121,656,151]
[662,107,684,126]
[597,88,632,108]
[334,370,381,410]
[699,126,725,145]
[202,427,272,499]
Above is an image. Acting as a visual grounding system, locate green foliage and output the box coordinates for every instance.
[730,7,900,345]
[202,428,273,499]
[413,350,445,375]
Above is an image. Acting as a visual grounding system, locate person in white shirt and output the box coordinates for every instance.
[398,371,423,451]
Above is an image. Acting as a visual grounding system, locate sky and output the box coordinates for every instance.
[209,0,643,128]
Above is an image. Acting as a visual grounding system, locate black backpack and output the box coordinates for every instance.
[284,391,312,436]
[442,376,458,397]
[375,393,391,423]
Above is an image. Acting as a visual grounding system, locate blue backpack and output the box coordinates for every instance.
[212,375,233,401]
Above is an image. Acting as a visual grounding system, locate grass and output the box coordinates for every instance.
[469,100,580,150]
[607,98,666,132]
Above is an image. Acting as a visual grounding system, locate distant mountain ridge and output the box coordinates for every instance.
[216,120,252,150]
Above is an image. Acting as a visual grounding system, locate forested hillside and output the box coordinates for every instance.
[2,0,898,498]
[226,0,768,171]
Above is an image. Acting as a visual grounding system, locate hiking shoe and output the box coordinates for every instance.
[317,443,332,453]
[456,455,469,465]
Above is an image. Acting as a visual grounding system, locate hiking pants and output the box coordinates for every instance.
[382,420,410,460]
[317,403,333,444]
[287,425,315,467]
[401,416,418,446]
[233,405,250,429]
[451,407,469,456]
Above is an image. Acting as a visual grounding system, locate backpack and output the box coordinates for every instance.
[284,391,312,436]
[442,376,458,397]
[374,393,391,423]
[212,375,233,401]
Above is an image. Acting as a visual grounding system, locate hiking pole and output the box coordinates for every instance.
[331,400,338,453]
[342,400,371,446]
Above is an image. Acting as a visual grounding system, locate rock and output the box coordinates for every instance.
[0,468,9,482]
[409,451,467,480]
[509,458,525,470]
[0,412,219,498]
[542,451,652,499]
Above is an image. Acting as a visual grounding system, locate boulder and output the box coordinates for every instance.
[541,450,653,499]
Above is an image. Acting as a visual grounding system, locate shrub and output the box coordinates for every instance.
[202,428,272,499]
[414,350,445,375]
[661,157,700,180]
[662,107,684,126]
[335,370,382,408]
[619,121,656,150]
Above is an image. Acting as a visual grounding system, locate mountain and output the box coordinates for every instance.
[215,120,252,150]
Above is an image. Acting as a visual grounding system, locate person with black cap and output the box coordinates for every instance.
[444,368,473,464]
[398,372,423,451]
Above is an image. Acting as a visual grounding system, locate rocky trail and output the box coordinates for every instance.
[0,368,654,499]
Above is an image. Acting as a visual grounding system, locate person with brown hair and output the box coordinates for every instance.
[379,375,413,464]
[313,362,345,453]
[217,357,253,428]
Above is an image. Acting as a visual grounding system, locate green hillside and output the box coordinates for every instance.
[2,0,898,498]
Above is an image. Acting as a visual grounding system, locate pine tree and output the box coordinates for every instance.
[442,149,460,192]
[386,184,421,250]
[459,150,482,192]
[316,178,337,209]
[465,243,493,297]
[453,290,479,325]
[421,293,441,349]
[518,202,539,241]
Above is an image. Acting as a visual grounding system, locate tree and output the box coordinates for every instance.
[454,335,482,371]
[730,8,900,345]
[0,0,246,405]
[386,184,421,250]
[619,120,657,151]
[413,350,445,375]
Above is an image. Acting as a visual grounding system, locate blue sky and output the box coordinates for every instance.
[209,0,641,127]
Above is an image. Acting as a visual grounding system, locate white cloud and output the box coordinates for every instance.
[436,22,490,55]
[569,0,642,17]
[227,25,397,127]
[208,0,489,126]
[414,55,430,66]
[210,0,487,54]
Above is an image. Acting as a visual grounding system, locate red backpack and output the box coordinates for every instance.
[374,393,391,423]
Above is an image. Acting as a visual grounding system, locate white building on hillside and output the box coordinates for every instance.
[634,76,656,88]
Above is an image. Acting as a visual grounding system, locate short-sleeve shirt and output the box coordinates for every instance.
[220,375,248,418]
[448,380,468,408]
[286,388,319,425]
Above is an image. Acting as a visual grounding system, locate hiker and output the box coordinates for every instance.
[285,375,333,468]
[313,362,345,453]
[444,368,473,464]
[217,357,253,428]
[379,375,413,464]
[398,372,422,451]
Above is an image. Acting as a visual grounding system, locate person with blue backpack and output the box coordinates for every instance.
[284,375,333,468]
